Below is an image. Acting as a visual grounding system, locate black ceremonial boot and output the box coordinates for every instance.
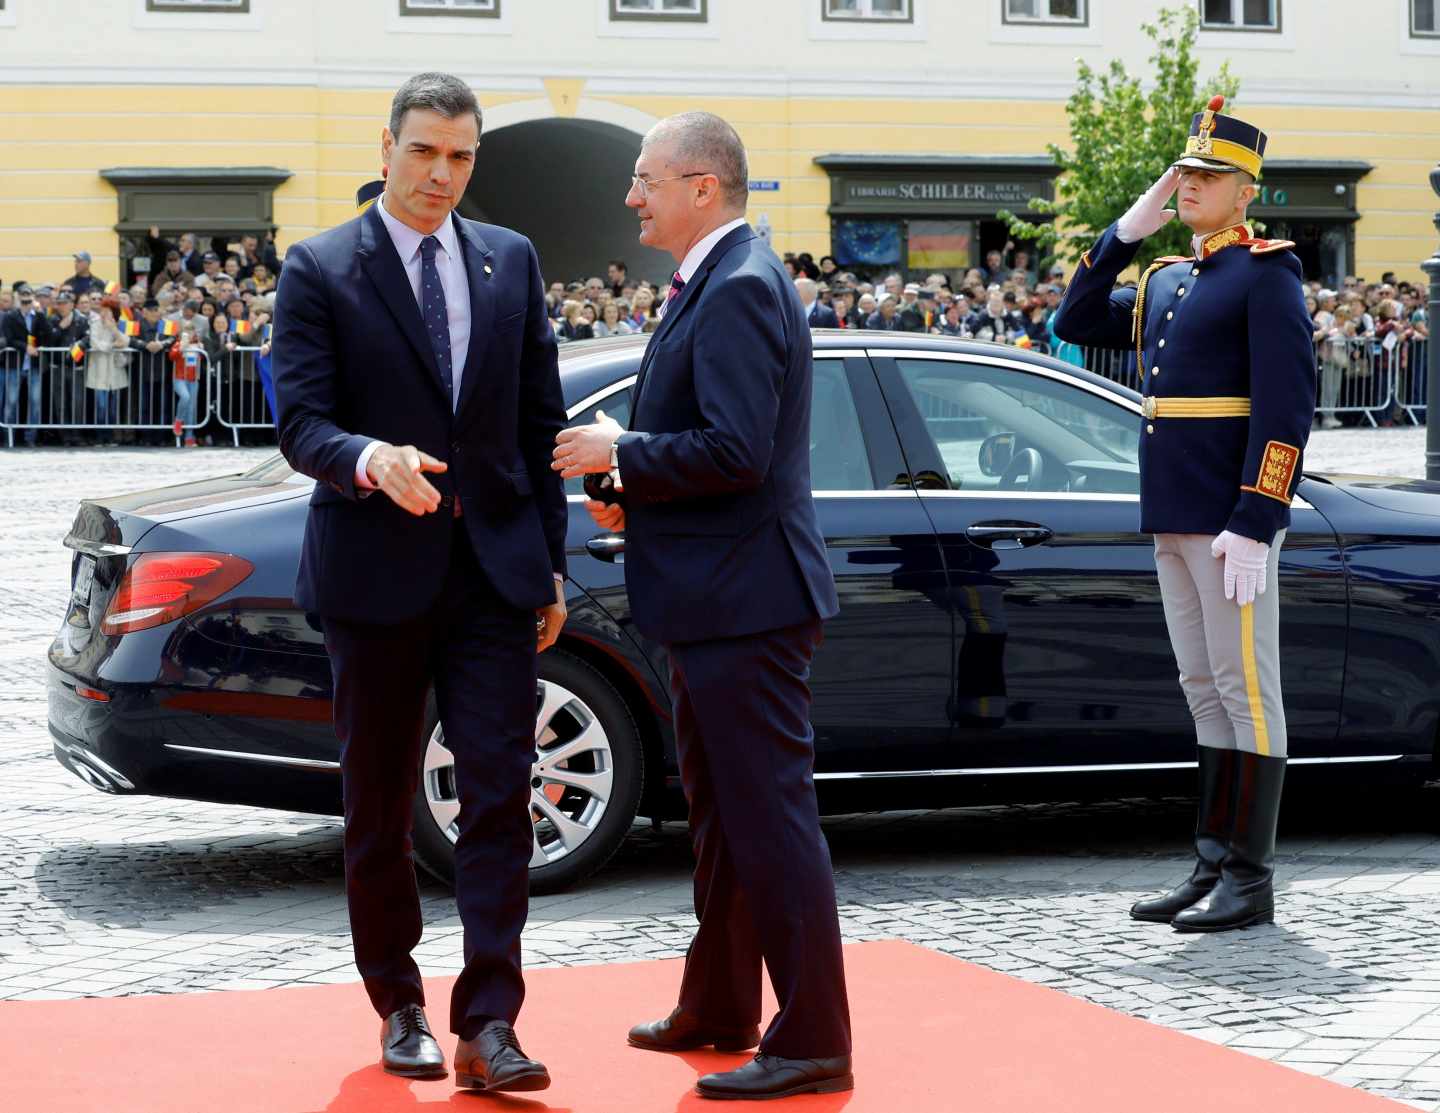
[1173,752,1286,933]
[1130,745,1236,923]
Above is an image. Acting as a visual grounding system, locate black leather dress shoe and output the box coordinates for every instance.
[380,1004,447,1079]
[696,1054,853,1101]
[628,1007,760,1053]
[454,1020,551,1092]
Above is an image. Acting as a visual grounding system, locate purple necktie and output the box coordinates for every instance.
[661,272,685,318]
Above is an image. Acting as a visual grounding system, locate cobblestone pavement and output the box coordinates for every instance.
[3,435,1439,1110]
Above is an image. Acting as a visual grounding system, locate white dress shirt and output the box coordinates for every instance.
[659,217,750,318]
[355,193,472,487]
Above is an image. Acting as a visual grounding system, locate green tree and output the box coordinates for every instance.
[998,5,1239,268]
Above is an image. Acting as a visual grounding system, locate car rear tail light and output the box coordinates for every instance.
[101,552,254,635]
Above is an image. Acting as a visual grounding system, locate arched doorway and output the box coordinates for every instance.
[461,118,673,289]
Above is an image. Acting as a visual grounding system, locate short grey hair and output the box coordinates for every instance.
[794,277,817,299]
[389,72,483,142]
[643,111,748,210]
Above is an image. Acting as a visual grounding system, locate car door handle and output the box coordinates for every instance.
[585,534,626,563]
[965,522,1053,550]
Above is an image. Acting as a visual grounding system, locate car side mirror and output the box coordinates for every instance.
[978,432,1016,478]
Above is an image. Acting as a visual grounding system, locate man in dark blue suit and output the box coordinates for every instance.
[556,111,852,1102]
[795,276,839,328]
[273,73,565,1094]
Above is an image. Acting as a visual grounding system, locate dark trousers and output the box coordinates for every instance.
[322,529,538,1036]
[667,619,852,1059]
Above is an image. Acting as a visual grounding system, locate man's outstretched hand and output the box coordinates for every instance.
[366,444,448,516]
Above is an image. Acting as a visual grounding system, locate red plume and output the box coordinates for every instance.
[1207,94,1226,112]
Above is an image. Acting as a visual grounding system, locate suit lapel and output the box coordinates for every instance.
[453,215,497,421]
[356,204,448,406]
[630,224,756,419]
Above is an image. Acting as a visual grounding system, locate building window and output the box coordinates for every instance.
[400,0,499,14]
[1414,0,1439,36]
[1002,0,1086,23]
[822,0,914,22]
[609,0,706,21]
[145,0,250,11]
[1199,0,1280,30]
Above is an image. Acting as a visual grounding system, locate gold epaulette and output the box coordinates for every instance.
[1248,239,1295,254]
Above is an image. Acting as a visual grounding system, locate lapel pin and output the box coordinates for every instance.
[483,264,493,276]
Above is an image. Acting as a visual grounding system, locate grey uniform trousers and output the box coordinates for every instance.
[1153,531,1288,758]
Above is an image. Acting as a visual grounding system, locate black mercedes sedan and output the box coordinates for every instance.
[49,333,1440,893]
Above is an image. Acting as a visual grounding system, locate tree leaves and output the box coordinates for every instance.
[997,5,1240,270]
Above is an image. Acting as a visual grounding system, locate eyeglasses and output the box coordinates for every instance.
[630,172,712,200]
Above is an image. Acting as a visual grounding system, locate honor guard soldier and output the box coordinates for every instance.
[1053,97,1316,933]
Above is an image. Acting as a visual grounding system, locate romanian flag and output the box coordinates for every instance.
[261,323,273,344]
[70,343,85,363]
[120,306,136,322]
[119,319,141,337]
[229,318,253,340]
[158,319,179,338]
[104,281,121,296]
[1014,334,1033,350]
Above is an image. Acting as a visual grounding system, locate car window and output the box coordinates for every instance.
[565,388,633,496]
[809,359,874,491]
[893,359,1139,495]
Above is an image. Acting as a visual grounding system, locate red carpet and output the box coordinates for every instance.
[3,940,1405,1111]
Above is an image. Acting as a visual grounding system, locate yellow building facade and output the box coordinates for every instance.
[2,0,1437,288]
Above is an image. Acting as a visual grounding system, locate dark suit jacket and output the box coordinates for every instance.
[273,203,566,624]
[806,301,839,328]
[1,306,53,355]
[615,224,839,645]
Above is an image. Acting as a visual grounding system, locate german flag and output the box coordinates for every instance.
[158,319,179,338]
[70,343,85,363]
[118,319,141,337]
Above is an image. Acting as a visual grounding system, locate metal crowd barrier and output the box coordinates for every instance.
[0,341,284,447]
[211,344,277,446]
[0,344,215,447]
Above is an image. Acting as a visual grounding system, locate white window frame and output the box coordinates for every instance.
[597,0,717,38]
[809,0,926,41]
[133,0,263,31]
[398,0,501,17]
[387,0,511,34]
[1198,0,1281,32]
[1400,0,1440,52]
[608,0,707,21]
[1001,0,1087,25]
[1412,0,1440,35]
[988,0,1099,45]
[146,0,249,11]
[821,0,914,23]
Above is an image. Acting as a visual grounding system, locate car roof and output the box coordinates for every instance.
[557,331,1139,406]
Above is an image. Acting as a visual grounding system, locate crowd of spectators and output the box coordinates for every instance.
[1305,273,1429,427]
[544,249,1081,359]
[3,232,1429,447]
[0,228,282,446]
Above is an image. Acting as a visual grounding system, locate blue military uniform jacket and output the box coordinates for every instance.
[1052,221,1315,545]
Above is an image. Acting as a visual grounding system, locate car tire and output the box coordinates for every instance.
[410,648,645,895]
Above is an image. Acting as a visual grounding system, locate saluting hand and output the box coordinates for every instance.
[366,443,447,516]
[1117,167,1181,244]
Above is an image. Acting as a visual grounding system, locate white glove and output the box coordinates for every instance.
[1211,531,1270,607]
[1116,167,1181,244]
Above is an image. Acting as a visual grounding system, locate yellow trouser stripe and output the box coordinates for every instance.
[1239,602,1270,757]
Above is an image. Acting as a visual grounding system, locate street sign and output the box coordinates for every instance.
[749,180,781,192]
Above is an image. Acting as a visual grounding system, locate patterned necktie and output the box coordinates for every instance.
[419,235,454,408]
[660,271,685,318]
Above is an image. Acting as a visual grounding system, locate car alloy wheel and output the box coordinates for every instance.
[420,679,617,867]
